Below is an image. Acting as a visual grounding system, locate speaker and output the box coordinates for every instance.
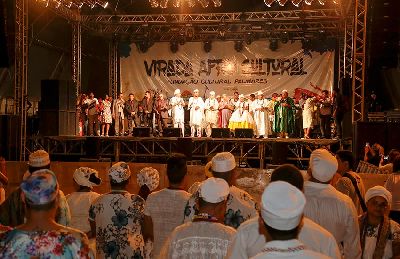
[211,128,231,138]
[0,115,19,160]
[234,128,254,138]
[132,127,151,137]
[163,127,181,137]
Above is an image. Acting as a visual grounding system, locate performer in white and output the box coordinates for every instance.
[170,89,185,137]
[252,91,271,138]
[228,94,254,131]
[302,95,316,139]
[188,89,204,137]
[204,91,219,137]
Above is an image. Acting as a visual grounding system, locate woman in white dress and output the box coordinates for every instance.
[170,89,186,137]
[229,94,255,131]
[302,96,315,139]
[204,91,219,137]
[101,95,112,137]
[188,89,204,137]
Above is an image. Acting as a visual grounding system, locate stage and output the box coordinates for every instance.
[27,136,340,169]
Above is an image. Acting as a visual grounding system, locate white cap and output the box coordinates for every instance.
[261,181,306,230]
[365,185,392,205]
[199,177,230,203]
[137,167,160,192]
[73,167,101,188]
[210,91,216,96]
[257,91,263,96]
[108,162,131,183]
[206,152,236,175]
[310,149,338,183]
[174,89,181,95]
[282,89,288,94]
[28,150,50,168]
[239,94,244,99]
[194,89,199,93]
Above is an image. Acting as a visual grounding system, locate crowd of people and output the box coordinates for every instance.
[77,87,343,139]
[1,148,400,258]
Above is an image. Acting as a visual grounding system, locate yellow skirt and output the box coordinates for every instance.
[228,121,254,130]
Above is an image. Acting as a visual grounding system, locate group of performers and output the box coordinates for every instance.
[77,87,337,139]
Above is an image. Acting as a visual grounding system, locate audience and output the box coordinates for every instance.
[137,167,160,200]
[251,181,330,259]
[89,162,145,259]
[364,143,384,167]
[184,152,258,229]
[360,186,400,258]
[0,150,71,227]
[304,149,361,259]
[143,154,191,258]
[0,157,8,204]
[0,169,93,258]
[159,177,236,259]
[380,149,400,173]
[226,164,340,259]
[335,150,366,215]
[384,154,400,224]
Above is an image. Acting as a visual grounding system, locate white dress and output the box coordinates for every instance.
[204,98,219,125]
[66,191,100,233]
[170,97,185,124]
[229,101,255,130]
[302,98,314,129]
[252,99,271,137]
[188,96,204,126]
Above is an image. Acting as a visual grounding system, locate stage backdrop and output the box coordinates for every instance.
[120,41,334,99]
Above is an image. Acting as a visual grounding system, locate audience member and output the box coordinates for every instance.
[89,162,145,259]
[335,150,366,215]
[364,143,384,167]
[0,170,93,258]
[360,186,400,258]
[226,164,340,259]
[159,177,236,259]
[304,149,361,259]
[0,150,71,227]
[379,149,400,173]
[251,181,330,259]
[137,167,160,200]
[183,152,258,229]
[0,157,8,204]
[143,154,191,258]
[66,167,101,234]
[384,154,400,224]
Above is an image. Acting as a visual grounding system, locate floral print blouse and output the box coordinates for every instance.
[0,228,94,258]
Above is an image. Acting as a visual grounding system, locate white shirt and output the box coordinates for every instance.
[335,171,366,215]
[303,181,361,259]
[144,189,191,258]
[250,239,331,259]
[159,221,236,259]
[66,191,100,233]
[226,216,340,259]
[384,173,400,211]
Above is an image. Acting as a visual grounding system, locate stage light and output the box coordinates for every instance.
[333,0,339,4]
[277,0,288,6]
[203,41,212,53]
[211,0,222,7]
[102,1,108,8]
[170,41,179,53]
[281,32,289,44]
[198,0,209,8]
[186,0,196,7]
[172,0,181,7]
[304,0,313,5]
[149,0,159,7]
[234,41,244,52]
[318,0,325,5]
[269,39,278,51]
[291,0,302,6]
[264,0,275,7]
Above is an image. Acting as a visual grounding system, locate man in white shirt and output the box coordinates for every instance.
[251,181,330,259]
[160,177,236,259]
[170,89,185,137]
[252,91,271,138]
[204,91,219,137]
[188,89,204,137]
[226,164,340,259]
[112,92,125,136]
[304,148,362,259]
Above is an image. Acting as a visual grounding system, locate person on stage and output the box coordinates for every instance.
[204,91,219,137]
[303,95,316,139]
[318,90,333,139]
[229,94,255,131]
[252,91,271,138]
[101,95,112,137]
[188,89,204,137]
[112,92,125,136]
[86,92,99,136]
[156,93,169,135]
[170,89,185,137]
[141,91,153,128]
[125,93,139,135]
[219,94,233,128]
[273,90,295,138]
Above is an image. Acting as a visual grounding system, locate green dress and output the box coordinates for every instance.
[273,97,295,134]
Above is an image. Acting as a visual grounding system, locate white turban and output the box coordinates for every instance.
[205,152,236,177]
[29,150,50,168]
[239,94,244,99]
[108,162,131,183]
[257,91,263,96]
[282,89,288,94]
[137,167,160,192]
[174,89,181,95]
[310,149,338,183]
[199,177,230,203]
[73,167,101,188]
[260,181,306,231]
[210,91,215,96]
[365,186,392,205]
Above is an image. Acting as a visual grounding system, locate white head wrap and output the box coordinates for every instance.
[199,177,230,203]
[239,94,244,99]
[260,181,306,230]
[137,167,160,191]
[205,152,236,176]
[73,167,101,188]
[108,162,131,183]
[194,89,199,93]
[210,91,215,96]
[29,150,50,168]
[282,89,288,94]
[257,91,263,96]
[365,186,392,205]
[174,89,181,95]
[310,149,338,183]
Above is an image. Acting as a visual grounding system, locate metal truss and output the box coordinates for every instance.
[72,22,82,97]
[338,16,354,84]
[35,0,80,22]
[14,0,29,161]
[352,0,367,122]
[109,36,119,99]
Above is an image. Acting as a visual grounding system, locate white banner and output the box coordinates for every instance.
[121,41,334,100]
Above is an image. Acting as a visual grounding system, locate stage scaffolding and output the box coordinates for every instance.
[15,1,367,160]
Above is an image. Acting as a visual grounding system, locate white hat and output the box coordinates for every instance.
[199,177,230,203]
[261,181,306,231]
[257,91,263,96]
[282,89,288,93]
[206,152,236,175]
[194,89,199,93]
[174,89,181,95]
[137,167,160,192]
[73,167,101,188]
[210,91,216,96]
[239,94,244,99]
[108,162,131,183]
[310,149,338,183]
[365,186,392,205]
[28,150,50,168]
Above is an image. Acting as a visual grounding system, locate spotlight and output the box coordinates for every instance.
[102,1,108,8]
[234,41,244,52]
[245,32,253,45]
[318,0,325,4]
[159,0,168,8]
[301,38,312,51]
[170,41,179,53]
[304,0,313,5]
[277,0,288,6]
[269,39,278,51]
[211,0,222,7]
[198,0,209,8]
[264,0,275,7]
[203,41,212,53]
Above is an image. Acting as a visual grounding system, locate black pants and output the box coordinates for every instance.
[87,114,98,136]
[335,113,344,138]
[320,115,331,139]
